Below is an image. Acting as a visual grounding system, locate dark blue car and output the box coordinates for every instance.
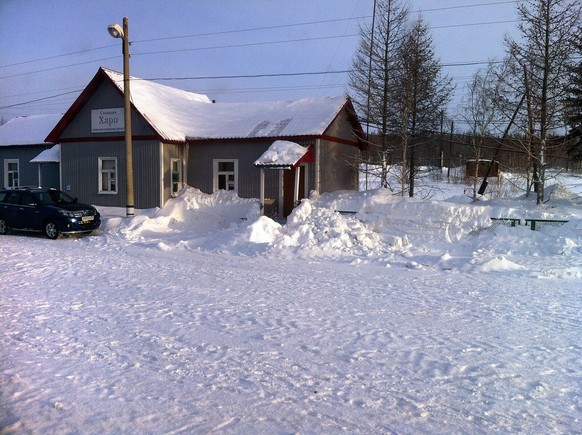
[0,187,101,239]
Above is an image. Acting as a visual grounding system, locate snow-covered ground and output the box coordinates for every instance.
[1,170,581,433]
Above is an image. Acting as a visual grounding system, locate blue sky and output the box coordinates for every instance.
[0,0,519,124]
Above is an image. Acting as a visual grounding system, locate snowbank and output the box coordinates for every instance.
[99,175,582,276]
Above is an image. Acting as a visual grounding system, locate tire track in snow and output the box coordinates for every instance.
[1,233,580,433]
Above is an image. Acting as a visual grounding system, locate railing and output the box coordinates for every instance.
[490,217,568,231]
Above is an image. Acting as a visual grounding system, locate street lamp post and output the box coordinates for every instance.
[108,17,134,217]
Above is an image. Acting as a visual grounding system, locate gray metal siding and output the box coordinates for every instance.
[61,141,122,206]
[325,108,359,142]
[61,140,161,209]
[1,145,58,188]
[134,141,162,209]
[57,79,164,209]
[188,140,284,199]
[37,163,60,188]
[59,81,154,140]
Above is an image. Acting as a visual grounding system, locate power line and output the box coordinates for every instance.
[0,17,369,70]
[442,60,504,67]
[0,89,83,110]
[145,70,351,82]
[2,1,521,68]
[2,2,519,75]
[432,19,517,30]
[0,57,118,80]
[1,44,118,69]
[0,71,351,110]
[133,34,360,57]
[1,1,523,112]
[2,16,514,80]
[134,16,370,44]
[3,58,514,111]
[419,0,519,13]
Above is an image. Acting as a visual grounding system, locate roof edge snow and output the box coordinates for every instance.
[254,140,310,169]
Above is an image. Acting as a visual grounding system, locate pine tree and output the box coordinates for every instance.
[393,16,453,197]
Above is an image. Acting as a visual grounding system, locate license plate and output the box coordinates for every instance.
[82,216,94,223]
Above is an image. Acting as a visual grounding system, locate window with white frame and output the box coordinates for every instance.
[4,159,19,188]
[171,158,183,196]
[98,157,117,194]
[213,159,238,192]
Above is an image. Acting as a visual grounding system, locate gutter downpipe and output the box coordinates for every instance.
[315,138,321,194]
[259,168,265,215]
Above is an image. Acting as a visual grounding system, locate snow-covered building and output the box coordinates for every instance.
[45,67,364,215]
[0,114,62,189]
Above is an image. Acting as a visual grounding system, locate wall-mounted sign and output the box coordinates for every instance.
[91,108,124,133]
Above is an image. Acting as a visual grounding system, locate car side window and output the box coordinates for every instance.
[0,192,6,203]
[21,192,37,206]
[6,192,21,204]
[38,192,53,204]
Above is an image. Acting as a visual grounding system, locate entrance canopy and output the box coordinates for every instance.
[30,144,61,163]
[254,140,313,217]
[254,140,311,169]
[30,144,61,188]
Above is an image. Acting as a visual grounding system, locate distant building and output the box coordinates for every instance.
[0,114,62,189]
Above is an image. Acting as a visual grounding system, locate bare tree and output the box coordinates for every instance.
[348,0,410,188]
[506,0,581,203]
[461,61,509,199]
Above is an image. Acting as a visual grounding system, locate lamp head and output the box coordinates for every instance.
[107,23,124,39]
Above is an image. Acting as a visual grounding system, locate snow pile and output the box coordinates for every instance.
[273,199,385,258]
[107,187,262,252]
[104,188,491,262]
[100,175,582,276]
[478,256,527,273]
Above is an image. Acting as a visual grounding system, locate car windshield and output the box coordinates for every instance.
[37,190,76,205]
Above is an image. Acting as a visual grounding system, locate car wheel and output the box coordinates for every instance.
[44,221,59,239]
[0,218,9,235]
